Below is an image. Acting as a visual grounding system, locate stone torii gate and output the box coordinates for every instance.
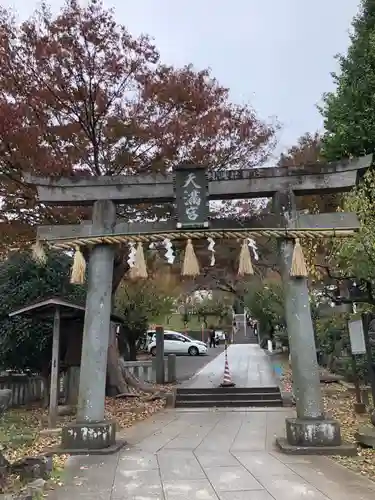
[24,154,371,454]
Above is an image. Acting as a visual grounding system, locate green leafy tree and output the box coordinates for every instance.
[314,314,350,371]
[114,280,175,360]
[331,169,375,281]
[320,171,375,373]
[317,0,375,287]
[244,279,285,339]
[320,0,375,160]
[195,296,232,328]
[0,250,85,373]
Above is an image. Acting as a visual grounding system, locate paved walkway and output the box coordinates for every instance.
[175,345,224,383]
[46,347,375,499]
[183,344,277,388]
[49,408,375,500]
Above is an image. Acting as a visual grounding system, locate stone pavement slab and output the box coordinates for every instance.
[182,344,277,389]
[163,479,217,500]
[46,408,375,500]
[204,465,263,491]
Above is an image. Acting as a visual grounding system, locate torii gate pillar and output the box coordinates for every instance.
[273,190,356,456]
[61,200,123,453]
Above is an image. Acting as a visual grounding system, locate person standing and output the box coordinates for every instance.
[232,319,238,343]
[209,325,216,348]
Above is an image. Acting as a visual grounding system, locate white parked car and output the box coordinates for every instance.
[147,330,207,356]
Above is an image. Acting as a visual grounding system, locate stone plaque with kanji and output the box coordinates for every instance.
[174,166,209,228]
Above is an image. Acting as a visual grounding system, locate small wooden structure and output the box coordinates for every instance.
[9,297,123,428]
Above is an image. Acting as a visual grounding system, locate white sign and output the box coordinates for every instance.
[348,319,366,355]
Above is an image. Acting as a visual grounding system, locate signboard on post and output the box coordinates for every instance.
[175,165,209,229]
[348,318,366,355]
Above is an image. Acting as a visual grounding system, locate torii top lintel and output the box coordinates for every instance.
[23,154,372,206]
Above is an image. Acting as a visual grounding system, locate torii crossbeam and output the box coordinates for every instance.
[24,154,371,205]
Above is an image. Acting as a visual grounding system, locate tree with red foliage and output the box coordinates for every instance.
[0,0,275,258]
[278,132,323,169]
[0,0,276,394]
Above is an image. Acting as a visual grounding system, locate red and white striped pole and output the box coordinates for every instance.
[220,340,235,387]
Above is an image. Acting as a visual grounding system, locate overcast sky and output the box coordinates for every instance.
[3,0,361,159]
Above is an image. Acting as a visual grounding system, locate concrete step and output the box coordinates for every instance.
[175,386,283,408]
[175,399,283,408]
[178,387,280,395]
[176,392,281,402]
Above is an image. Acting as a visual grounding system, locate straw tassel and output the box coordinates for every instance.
[70,246,86,284]
[237,239,254,276]
[135,242,148,279]
[290,238,308,278]
[181,239,200,277]
[129,242,148,279]
[31,239,47,265]
[128,265,138,280]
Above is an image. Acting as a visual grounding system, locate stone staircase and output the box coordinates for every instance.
[175,386,283,408]
[233,314,258,344]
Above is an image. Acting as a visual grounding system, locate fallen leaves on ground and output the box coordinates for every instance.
[0,385,170,493]
[322,384,375,481]
[0,407,69,493]
[280,362,375,482]
[105,388,171,429]
[0,407,67,463]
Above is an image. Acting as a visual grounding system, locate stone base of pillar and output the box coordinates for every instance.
[165,390,176,408]
[55,421,126,455]
[281,391,294,407]
[354,425,375,449]
[276,417,357,456]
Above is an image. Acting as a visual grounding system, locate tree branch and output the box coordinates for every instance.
[316,265,375,306]
[315,264,357,281]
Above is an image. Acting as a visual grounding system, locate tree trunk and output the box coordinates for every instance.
[128,338,137,361]
[107,323,132,395]
[103,253,167,398]
[112,250,129,293]
[106,323,166,398]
